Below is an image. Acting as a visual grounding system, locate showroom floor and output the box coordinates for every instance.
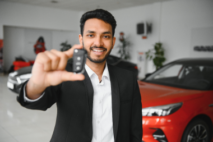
[0,75,56,142]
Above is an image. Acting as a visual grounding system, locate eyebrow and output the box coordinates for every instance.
[103,31,111,34]
[86,30,111,34]
[86,30,95,33]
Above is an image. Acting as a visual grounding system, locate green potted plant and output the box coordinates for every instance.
[117,32,131,60]
[145,42,166,70]
[60,41,72,52]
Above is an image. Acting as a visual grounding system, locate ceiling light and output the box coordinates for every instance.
[51,0,58,4]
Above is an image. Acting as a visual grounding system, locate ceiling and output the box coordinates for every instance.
[0,0,173,11]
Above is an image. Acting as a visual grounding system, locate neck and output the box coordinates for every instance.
[86,59,106,81]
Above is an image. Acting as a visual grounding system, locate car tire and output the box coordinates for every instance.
[181,118,211,142]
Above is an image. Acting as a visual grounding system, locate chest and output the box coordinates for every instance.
[58,79,132,109]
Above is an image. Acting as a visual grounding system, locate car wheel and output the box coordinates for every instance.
[181,118,211,142]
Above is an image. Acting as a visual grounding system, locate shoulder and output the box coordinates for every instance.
[108,64,131,73]
[108,64,137,81]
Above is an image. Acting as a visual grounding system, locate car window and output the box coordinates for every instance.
[153,65,182,79]
[145,63,213,90]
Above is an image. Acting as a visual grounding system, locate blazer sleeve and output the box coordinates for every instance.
[17,63,73,111]
[17,80,61,111]
[130,77,142,142]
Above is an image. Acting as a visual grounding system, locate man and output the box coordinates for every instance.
[17,9,142,142]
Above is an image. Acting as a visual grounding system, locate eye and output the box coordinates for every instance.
[103,35,110,39]
[87,34,94,37]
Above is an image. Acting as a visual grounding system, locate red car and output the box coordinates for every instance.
[139,58,213,142]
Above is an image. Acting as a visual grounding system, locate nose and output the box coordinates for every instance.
[93,36,104,47]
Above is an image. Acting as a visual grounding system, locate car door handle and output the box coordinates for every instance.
[209,104,213,107]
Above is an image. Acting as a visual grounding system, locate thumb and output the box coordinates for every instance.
[63,44,83,59]
[61,71,85,82]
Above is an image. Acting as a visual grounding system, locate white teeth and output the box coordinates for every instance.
[93,49,103,52]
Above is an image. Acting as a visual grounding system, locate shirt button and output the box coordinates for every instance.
[98,121,100,123]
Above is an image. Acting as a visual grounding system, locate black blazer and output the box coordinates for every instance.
[17,63,142,142]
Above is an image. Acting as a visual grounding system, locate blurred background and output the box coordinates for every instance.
[0,0,212,141]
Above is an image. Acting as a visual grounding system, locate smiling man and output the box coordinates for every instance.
[79,17,116,81]
[17,9,142,142]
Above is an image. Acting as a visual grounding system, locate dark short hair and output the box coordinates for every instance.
[80,9,117,37]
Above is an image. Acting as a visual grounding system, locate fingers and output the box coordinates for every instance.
[61,71,85,82]
[43,50,60,71]
[35,44,83,72]
[37,53,52,71]
[37,49,68,71]
[47,71,85,86]
[32,45,85,88]
[63,44,83,59]
[50,49,68,70]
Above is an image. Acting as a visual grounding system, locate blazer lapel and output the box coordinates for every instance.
[83,70,94,115]
[83,70,94,138]
[108,64,120,141]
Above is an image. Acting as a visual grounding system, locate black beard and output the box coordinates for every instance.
[83,43,112,63]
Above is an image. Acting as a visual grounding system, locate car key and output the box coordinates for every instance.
[72,49,87,74]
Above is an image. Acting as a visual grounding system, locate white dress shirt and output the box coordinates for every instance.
[24,63,114,142]
[85,64,114,142]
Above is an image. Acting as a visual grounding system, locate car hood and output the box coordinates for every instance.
[138,81,204,108]
[9,66,32,78]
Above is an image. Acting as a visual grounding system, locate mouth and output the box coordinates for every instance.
[90,47,107,55]
[92,49,104,52]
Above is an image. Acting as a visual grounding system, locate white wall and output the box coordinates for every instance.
[3,27,25,72]
[3,26,79,71]
[109,0,213,78]
[110,3,162,78]
[52,30,79,51]
[0,1,80,39]
[0,1,80,71]
[190,27,213,57]
[160,0,213,62]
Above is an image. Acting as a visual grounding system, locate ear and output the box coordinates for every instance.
[112,37,116,49]
[79,34,83,45]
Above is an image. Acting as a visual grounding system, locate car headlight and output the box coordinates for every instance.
[142,102,182,116]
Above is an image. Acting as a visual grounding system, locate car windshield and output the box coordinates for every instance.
[144,63,213,90]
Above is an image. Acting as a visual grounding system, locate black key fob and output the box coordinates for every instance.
[73,49,87,74]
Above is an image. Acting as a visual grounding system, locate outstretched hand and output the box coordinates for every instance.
[26,45,85,99]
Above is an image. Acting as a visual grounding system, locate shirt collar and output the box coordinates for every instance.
[85,63,110,80]
[102,63,110,79]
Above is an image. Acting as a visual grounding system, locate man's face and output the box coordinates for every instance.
[79,18,116,63]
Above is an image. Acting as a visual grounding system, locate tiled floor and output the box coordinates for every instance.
[0,75,56,142]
